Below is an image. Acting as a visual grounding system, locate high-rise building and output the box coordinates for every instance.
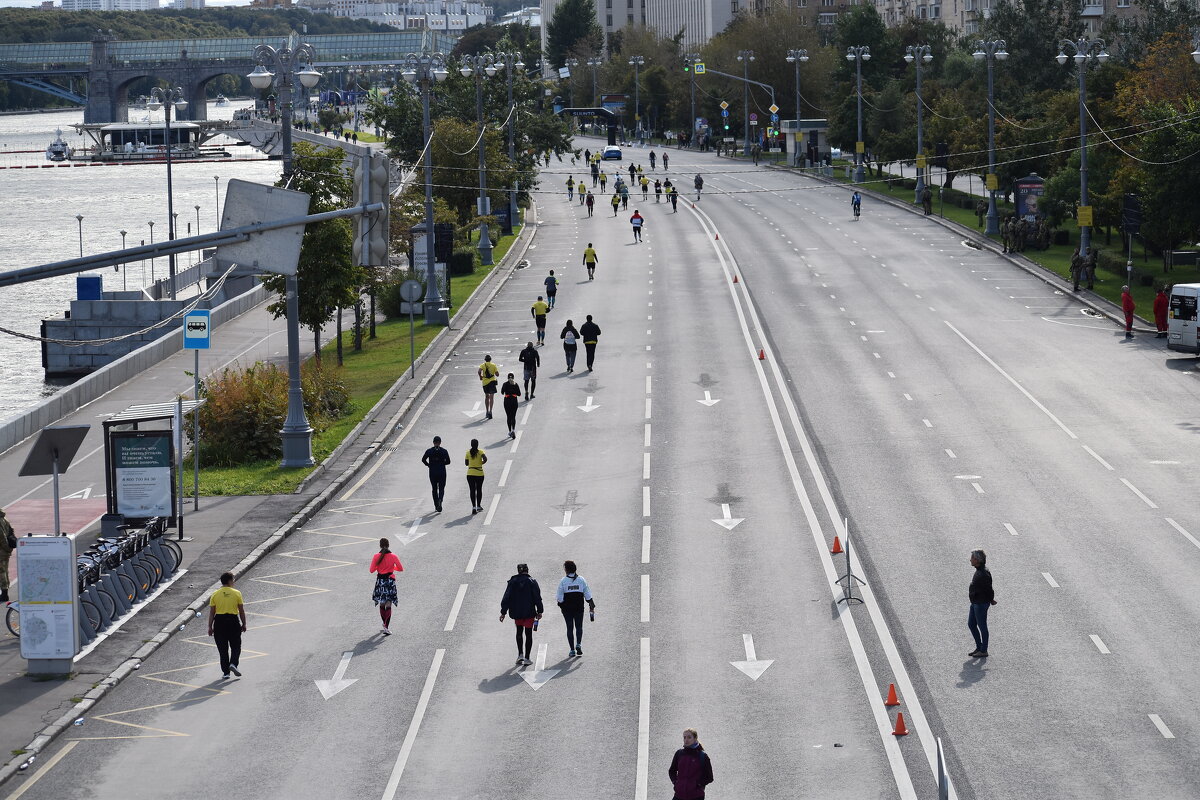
[62,0,160,9]
[300,0,493,30]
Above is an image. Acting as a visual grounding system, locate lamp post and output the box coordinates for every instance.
[737,50,755,156]
[75,214,83,258]
[845,46,871,183]
[147,220,155,282]
[248,39,323,468]
[905,44,933,205]
[119,229,127,290]
[1056,38,1108,257]
[685,52,701,145]
[213,175,220,226]
[460,54,500,267]
[628,55,645,144]
[401,52,451,327]
[786,49,809,167]
[147,87,187,301]
[973,40,1007,235]
[564,57,579,110]
[496,51,525,237]
[587,57,603,108]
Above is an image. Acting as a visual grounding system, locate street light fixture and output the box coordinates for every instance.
[75,214,83,258]
[737,50,755,156]
[564,57,579,110]
[973,40,1008,235]
[845,46,871,183]
[248,38,323,468]
[496,51,525,237]
[586,57,603,107]
[460,54,501,267]
[785,49,809,167]
[904,45,934,206]
[400,52,451,327]
[213,175,220,226]
[147,86,187,301]
[685,53,702,146]
[628,55,645,144]
[147,220,155,282]
[119,229,128,290]
[1056,38,1108,258]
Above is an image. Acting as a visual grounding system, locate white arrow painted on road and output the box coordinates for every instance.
[712,503,744,531]
[730,634,774,681]
[396,515,429,545]
[63,486,93,500]
[696,391,721,407]
[577,396,601,413]
[462,401,484,418]
[520,643,560,690]
[315,651,358,700]
[550,508,581,537]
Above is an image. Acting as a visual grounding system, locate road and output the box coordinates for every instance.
[5,142,1199,800]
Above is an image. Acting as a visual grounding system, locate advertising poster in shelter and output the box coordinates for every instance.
[111,431,175,519]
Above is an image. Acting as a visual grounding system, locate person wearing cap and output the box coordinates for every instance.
[0,508,14,602]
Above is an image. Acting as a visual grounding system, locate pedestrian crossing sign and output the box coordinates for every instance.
[694,63,706,74]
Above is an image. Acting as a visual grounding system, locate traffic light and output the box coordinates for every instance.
[683,63,690,72]
[353,152,390,267]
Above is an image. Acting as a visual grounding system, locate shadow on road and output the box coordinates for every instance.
[956,658,989,688]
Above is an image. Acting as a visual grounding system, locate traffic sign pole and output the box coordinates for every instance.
[182,309,210,512]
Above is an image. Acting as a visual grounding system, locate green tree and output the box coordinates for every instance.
[980,0,1082,95]
[1131,99,1200,260]
[546,0,602,70]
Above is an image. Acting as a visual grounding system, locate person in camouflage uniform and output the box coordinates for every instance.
[1083,246,1098,290]
[1001,216,1012,254]
[1069,247,1084,291]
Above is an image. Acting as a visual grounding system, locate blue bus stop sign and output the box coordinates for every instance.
[183,310,211,350]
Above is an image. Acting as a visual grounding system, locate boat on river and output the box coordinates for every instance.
[215,94,230,107]
[68,121,231,162]
[45,128,70,161]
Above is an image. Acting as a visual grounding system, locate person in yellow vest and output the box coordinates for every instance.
[639,174,650,200]
[207,572,247,679]
[465,439,488,513]
[566,175,575,201]
[478,354,499,420]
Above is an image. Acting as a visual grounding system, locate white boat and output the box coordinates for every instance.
[45,128,70,162]
[215,94,229,107]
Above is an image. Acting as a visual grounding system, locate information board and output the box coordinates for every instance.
[111,431,176,519]
[16,535,79,660]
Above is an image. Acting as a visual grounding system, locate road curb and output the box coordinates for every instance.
[0,204,541,790]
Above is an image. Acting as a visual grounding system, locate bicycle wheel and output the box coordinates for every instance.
[114,572,138,604]
[5,606,18,637]
[80,599,102,633]
[131,563,153,595]
[95,588,118,623]
[158,539,183,572]
[140,553,164,586]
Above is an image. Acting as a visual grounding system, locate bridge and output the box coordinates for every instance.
[0,30,456,124]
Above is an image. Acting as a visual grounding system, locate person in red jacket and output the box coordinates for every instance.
[1154,286,1170,338]
[668,728,714,800]
[1121,285,1136,339]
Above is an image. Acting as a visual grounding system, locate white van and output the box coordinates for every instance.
[1167,283,1199,354]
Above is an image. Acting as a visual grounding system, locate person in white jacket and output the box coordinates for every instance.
[555,560,596,658]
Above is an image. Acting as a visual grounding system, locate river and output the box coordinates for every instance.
[0,100,283,423]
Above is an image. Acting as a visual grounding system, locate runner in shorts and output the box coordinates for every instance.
[531,295,550,346]
[478,354,499,420]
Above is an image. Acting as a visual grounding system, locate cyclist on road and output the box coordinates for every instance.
[421,435,451,513]
[662,152,669,170]
[582,243,599,280]
[851,191,862,219]
[518,341,540,399]
[630,209,645,243]
[531,296,550,346]
[649,150,657,170]
[500,373,522,438]
[694,174,704,201]
[478,354,499,420]
[369,540,403,636]
[560,319,580,373]
[556,560,596,657]
[544,270,559,309]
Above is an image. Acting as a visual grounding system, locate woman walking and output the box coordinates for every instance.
[465,439,488,513]
[968,549,996,657]
[561,319,580,373]
[500,563,543,665]
[668,728,714,800]
[501,373,522,439]
[369,537,404,635]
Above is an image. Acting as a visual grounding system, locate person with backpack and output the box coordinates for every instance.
[0,508,14,602]
[560,319,580,373]
[668,728,714,800]
[369,538,403,635]
[500,563,543,666]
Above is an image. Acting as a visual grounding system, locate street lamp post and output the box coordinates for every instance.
[685,52,701,146]
[905,45,933,205]
[1056,38,1108,257]
[736,50,755,156]
[786,49,809,167]
[497,51,525,237]
[564,57,579,110]
[75,214,83,258]
[973,40,1008,235]
[147,220,155,282]
[586,57,603,108]
[628,55,645,145]
[119,229,128,290]
[248,39,323,468]
[147,87,187,301]
[845,46,871,183]
[401,52,451,327]
[461,54,500,267]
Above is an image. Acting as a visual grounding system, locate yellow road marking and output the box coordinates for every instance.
[7,741,78,799]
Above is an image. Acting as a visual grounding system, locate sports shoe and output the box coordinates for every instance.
[381,627,391,636]
[568,648,577,658]
[575,645,582,656]
[229,665,242,677]
[521,658,532,666]
[222,673,230,679]
[516,656,524,665]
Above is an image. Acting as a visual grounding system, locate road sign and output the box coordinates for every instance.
[771,113,779,122]
[694,63,706,74]
[751,120,759,126]
[1077,205,1094,227]
[720,100,729,110]
[399,279,424,302]
[183,310,210,350]
[721,109,729,117]
[768,104,779,114]
[749,113,758,121]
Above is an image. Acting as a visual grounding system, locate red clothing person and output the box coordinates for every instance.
[1153,288,1169,338]
[1121,286,1136,339]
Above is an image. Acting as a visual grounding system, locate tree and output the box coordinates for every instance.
[1131,99,1200,259]
[546,0,602,70]
[1113,28,1200,124]
[980,0,1082,96]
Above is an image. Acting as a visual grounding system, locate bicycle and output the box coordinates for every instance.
[5,601,18,637]
[852,201,861,220]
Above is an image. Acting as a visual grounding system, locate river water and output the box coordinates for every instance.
[0,100,282,423]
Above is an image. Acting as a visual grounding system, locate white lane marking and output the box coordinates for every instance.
[646,375,652,394]
[483,493,501,525]
[945,449,957,459]
[464,535,485,573]
[644,424,651,447]
[887,371,896,378]
[521,404,532,426]
[643,486,651,517]
[381,649,446,800]
[1082,445,1114,470]
[1090,634,1111,654]
[1042,572,1060,588]
[861,335,869,342]
[873,352,881,359]
[971,482,985,494]
[645,398,652,419]
[634,637,650,800]
[1166,518,1200,551]
[1148,714,1176,739]
[510,430,522,453]
[1120,478,1158,508]
[641,574,650,622]
[647,329,652,335]
[642,525,651,564]
[923,419,933,428]
[646,345,652,351]
[6,740,79,800]
[498,460,513,488]
[643,453,651,480]
[944,321,1077,440]
[341,375,450,500]
[1004,523,1020,536]
[903,393,913,401]
[444,584,469,631]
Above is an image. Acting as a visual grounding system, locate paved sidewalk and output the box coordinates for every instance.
[0,215,535,777]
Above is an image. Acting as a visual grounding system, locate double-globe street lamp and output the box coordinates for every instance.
[736,50,755,156]
[461,54,502,267]
[248,40,323,468]
[785,49,809,167]
[1056,38,1109,259]
[586,57,603,108]
[147,87,187,301]
[401,53,452,327]
[495,51,525,237]
[845,46,871,184]
[973,40,1008,235]
[904,44,933,206]
[564,58,579,110]
[628,55,645,144]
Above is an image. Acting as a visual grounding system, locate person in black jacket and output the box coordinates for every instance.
[500,564,544,665]
[968,549,997,657]
[420,436,452,513]
[579,315,602,371]
[668,728,714,800]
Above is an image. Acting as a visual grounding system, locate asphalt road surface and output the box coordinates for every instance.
[6,143,1200,800]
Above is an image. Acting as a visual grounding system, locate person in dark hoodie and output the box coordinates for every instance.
[668,728,714,800]
[968,549,997,658]
[500,563,543,666]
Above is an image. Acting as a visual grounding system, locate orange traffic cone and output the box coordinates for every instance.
[733,275,739,284]
[892,712,909,736]
[884,683,900,707]
[830,535,843,554]
[757,348,766,360]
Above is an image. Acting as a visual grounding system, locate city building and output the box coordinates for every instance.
[61,0,160,9]
[174,0,205,7]
[498,4,540,25]
[300,0,493,31]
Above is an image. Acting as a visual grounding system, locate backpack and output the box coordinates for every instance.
[564,331,576,345]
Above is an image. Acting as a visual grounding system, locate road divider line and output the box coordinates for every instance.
[1148,714,1175,739]
[923,419,933,428]
[646,377,652,395]
[498,460,513,488]
[642,487,650,518]
[1166,518,1200,551]
[510,430,522,453]
[1120,478,1158,509]
[1042,572,1060,588]
[521,404,532,426]
[643,453,651,480]
[1004,523,1019,536]
[645,398,652,420]
[641,575,650,622]
[945,449,957,459]
[1090,634,1111,654]
[381,648,446,800]
[971,482,985,494]
[642,525,651,564]
[644,424,651,448]
[1082,445,1114,471]
[464,535,485,573]
[483,494,501,525]
[444,584,468,631]
[6,740,78,800]
[634,637,650,800]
